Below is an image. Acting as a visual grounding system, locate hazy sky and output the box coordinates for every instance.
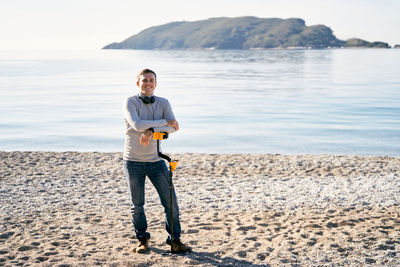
[1,0,399,50]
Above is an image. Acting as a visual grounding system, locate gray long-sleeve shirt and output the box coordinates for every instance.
[123,94,177,162]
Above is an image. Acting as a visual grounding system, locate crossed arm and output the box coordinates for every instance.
[139,120,179,146]
[124,98,179,146]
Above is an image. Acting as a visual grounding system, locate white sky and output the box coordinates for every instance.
[1,0,399,50]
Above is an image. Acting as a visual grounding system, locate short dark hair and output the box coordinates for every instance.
[137,68,157,82]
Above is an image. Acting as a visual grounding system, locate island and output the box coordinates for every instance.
[103,17,391,50]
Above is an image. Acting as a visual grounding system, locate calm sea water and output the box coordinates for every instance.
[0,49,399,156]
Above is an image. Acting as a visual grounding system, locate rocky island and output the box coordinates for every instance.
[103,16,390,50]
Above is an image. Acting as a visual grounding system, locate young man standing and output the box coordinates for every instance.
[123,69,192,254]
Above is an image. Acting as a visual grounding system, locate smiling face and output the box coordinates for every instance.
[137,72,157,96]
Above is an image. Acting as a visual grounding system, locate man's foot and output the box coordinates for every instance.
[167,238,192,254]
[134,237,149,253]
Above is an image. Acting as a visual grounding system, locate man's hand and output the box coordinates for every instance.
[139,129,153,146]
[167,119,179,131]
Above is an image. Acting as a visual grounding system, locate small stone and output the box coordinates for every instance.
[327,222,338,228]
[377,244,395,250]
[18,246,32,252]
[0,232,14,239]
[44,252,58,256]
[36,256,48,262]
[237,251,246,258]
[365,258,376,264]
[256,253,266,260]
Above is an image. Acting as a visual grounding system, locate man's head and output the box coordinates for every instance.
[137,69,157,97]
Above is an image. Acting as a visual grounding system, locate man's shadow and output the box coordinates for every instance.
[150,247,271,267]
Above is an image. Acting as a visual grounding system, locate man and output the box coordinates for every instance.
[123,68,192,254]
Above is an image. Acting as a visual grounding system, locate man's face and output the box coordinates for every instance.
[137,73,157,96]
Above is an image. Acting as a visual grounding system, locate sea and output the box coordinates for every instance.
[0,49,399,156]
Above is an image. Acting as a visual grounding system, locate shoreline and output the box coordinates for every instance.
[2,146,399,158]
[1,151,399,266]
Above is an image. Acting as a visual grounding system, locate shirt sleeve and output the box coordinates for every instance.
[163,99,176,121]
[153,126,177,134]
[123,98,167,131]
[153,99,177,134]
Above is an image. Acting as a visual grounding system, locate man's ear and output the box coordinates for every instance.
[136,80,140,87]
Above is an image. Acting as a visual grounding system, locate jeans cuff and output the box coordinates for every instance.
[137,232,150,240]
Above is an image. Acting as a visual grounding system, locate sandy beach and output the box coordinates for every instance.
[1,151,399,266]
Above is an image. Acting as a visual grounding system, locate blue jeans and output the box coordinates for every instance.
[123,160,181,240]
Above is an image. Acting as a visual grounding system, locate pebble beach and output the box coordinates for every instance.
[1,151,399,266]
